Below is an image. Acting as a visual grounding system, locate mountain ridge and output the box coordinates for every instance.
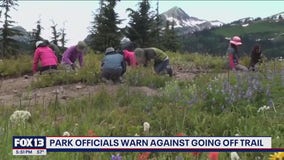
[161,6,284,33]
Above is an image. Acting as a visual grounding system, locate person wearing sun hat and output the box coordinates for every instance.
[227,36,248,71]
[101,47,126,83]
[61,41,87,71]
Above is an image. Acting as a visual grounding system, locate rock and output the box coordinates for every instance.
[59,86,64,94]
[61,95,68,100]
[24,75,29,79]
[13,89,18,94]
[52,89,60,94]
[76,85,82,89]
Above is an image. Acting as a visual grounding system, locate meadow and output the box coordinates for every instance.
[0,51,283,160]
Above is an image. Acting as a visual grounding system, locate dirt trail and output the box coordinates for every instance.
[0,69,196,107]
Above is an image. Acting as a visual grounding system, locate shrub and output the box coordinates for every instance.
[0,54,32,77]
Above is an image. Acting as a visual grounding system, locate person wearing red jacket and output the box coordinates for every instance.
[32,41,58,74]
[120,38,138,67]
[123,49,137,67]
[226,36,248,71]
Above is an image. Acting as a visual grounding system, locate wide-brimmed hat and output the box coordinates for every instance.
[230,36,242,46]
[105,47,115,54]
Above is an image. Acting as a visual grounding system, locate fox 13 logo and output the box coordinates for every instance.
[13,136,46,149]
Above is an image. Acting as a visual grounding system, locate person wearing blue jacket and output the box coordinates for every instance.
[101,47,126,83]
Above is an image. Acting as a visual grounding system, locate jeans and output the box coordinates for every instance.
[101,68,123,82]
[154,59,173,76]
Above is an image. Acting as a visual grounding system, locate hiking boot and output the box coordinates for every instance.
[167,67,173,77]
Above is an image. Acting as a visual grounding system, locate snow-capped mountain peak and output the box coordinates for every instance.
[230,17,255,25]
[209,20,225,27]
[160,6,224,34]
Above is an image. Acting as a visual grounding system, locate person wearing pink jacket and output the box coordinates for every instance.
[123,49,137,67]
[120,38,138,67]
[32,41,58,74]
[226,36,248,71]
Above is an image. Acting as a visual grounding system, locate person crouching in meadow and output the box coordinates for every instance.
[134,47,173,77]
[61,41,87,71]
[249,44,263,71]
[120,38,138,67]
[43,39,62,63]
[227,36,248,72]
[101,47,126,84]
[32,40,58,75]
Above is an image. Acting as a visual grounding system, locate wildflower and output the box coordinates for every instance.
[10,110,31,124]
[176,132,186,136]
[138,152,151,160]
[111,153,122,160]
[208,152,219,160]
[88,129,97,137]
[62,131,70,136]
[269,152,284,160]
[230,152,240,160]
[143,122,150,133]
[192,152,201,157]
[257,105,270,113]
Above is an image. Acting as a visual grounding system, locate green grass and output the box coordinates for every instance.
[0,54,33,77]
[31,53,102,88]
[169,52,228,72]
[213,21,284,37]
[0,52,283,159]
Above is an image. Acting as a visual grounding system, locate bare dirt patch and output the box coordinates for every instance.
[0,66,198,106]
[0,76,159,107]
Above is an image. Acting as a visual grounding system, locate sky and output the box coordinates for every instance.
[9,1,284,46]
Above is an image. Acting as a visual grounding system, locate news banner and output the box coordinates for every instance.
[13,136,279,155]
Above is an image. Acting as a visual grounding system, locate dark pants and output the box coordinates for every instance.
[154,59,173,76]
[40,65,57,74]
[101,68,123,82]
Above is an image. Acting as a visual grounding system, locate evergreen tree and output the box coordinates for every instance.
[89,0,121,52]
[31,18,43,46]
[50,20,61,46]
[279,15,283,21]
[0,0,21,57]
[154,0,162,47]
[59,22,67,49]
[125,0,156,47]
[161,20,180,52]
[34,19,42,41]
